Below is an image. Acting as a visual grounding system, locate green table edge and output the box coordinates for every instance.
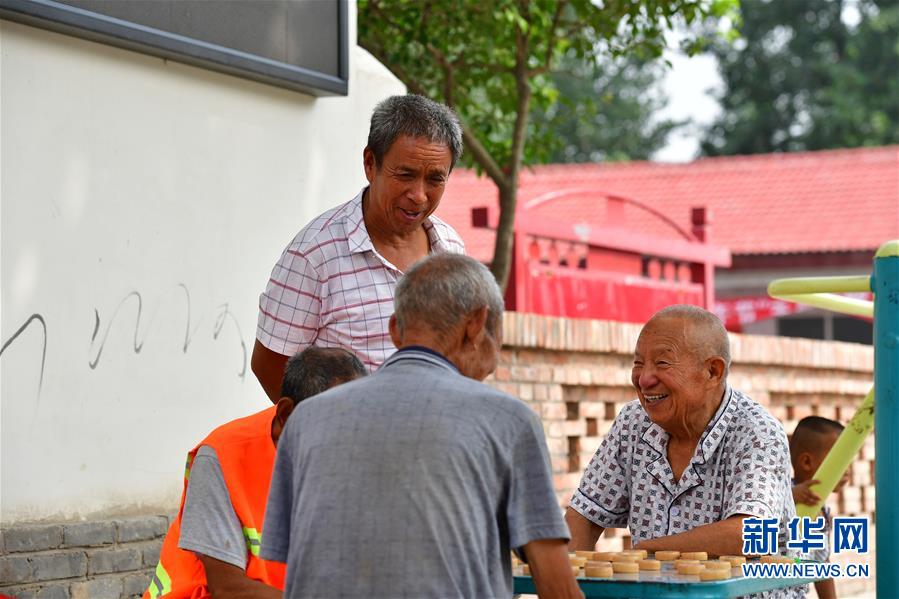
[513,574,819,598]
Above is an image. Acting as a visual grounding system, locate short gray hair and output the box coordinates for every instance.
[650,304,732,372]
[394,254,503,342]
[367,95,463,169]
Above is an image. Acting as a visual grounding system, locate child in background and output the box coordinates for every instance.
[790,416,850,599]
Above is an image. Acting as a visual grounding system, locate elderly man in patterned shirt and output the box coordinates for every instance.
[566,305,800,574]
[252,94,465,401]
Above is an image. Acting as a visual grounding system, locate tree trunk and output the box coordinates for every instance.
[489,28,532,292]
[489,182,518,292]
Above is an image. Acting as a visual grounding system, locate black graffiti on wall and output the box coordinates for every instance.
[0,314,48,402]
[88,291,145,369]
[1,284,247,400]
[212,303,248,379]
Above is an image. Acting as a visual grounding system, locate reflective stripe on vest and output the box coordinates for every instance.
[243,527,262,557]
[148,561,172,598]
[184,453,194,482]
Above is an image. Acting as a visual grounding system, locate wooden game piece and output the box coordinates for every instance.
[585,565,614,578]
[719,555,746,567]
[700,568,731,581]
[681,551,708,561]
[654,550,680,561]
[569,556,587,567]
[585,560,612,568]
[612,553,640,562]
[612,561,640,573]
[622,549,648,559]
[593,551,619,561]
[674,559,700,568]
[638,559,661,570]
[575,550,595,558]
[676,562,706,575]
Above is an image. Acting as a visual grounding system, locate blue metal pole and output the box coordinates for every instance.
[874,240,899,598]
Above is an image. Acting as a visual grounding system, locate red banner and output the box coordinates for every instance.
[715,293,872,331]
[518,266,705,324]
[714,297,809,331]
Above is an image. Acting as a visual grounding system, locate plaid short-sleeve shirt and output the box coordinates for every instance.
[256,189,465,371]
[572,387,804,598]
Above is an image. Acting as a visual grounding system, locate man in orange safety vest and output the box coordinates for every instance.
[145,346,366,598]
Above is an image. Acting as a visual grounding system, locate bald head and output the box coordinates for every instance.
[632,305,731,438]
[646,305,731,375]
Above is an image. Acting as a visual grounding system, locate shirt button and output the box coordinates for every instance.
[671,506,681,516]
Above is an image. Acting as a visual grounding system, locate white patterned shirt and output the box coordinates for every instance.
[256,189,465,371]
[572,387,805,597]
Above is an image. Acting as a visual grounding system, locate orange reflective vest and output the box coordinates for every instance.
[144,406,286,598]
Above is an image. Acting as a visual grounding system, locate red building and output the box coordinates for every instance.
[436,145,898,344]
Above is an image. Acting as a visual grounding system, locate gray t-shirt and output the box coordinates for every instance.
[261,347,569,598]
[178,445,248,569]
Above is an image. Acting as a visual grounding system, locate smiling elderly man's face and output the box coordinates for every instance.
[363,135,452,237]
[630,316,718,436]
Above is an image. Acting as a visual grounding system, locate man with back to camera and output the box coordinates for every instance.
[566,305,803,598]
[144,347,366,599]
[261,253,584,599]
[252,94,466,400]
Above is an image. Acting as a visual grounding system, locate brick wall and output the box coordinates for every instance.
[0,516,168,599]
[488,312,876,594]
[1,313,876,597]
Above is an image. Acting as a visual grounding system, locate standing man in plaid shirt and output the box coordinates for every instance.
[252,94,466,401]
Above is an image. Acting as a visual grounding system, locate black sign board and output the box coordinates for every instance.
[0,0,348,96]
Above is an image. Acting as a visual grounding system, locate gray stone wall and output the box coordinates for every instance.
[0,516,169,599]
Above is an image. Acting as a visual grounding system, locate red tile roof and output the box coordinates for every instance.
[436,146,899,262]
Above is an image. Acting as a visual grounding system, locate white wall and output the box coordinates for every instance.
[0,8,404,522]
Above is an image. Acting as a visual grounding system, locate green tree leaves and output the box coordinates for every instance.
[701,0,899,155]
[359,0,729,288]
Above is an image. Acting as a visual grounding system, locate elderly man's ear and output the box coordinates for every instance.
[462,306,490,348]
[705,356,727,386]
[388,314,402,348]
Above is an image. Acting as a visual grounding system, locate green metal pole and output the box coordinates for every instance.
[874,240,899,598]
[768,275,872,295]
[767,277,873,318]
